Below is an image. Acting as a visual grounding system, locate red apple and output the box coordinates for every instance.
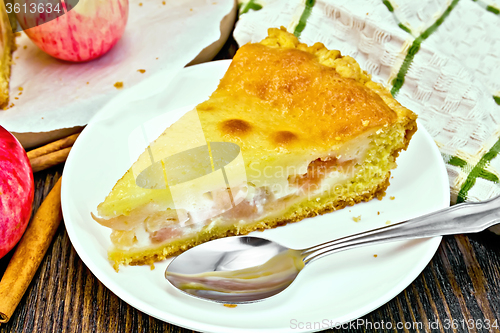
[0,126,34,259]
[16,0,128,62]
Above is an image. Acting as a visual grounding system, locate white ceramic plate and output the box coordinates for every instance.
[61,60,450,333]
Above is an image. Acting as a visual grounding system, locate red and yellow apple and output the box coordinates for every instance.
[0,126,34,259]
[16,0,129,62]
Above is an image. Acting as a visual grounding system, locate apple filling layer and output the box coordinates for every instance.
[94,124,405,257]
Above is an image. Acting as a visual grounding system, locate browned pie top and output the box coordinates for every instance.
[197,28,399,154]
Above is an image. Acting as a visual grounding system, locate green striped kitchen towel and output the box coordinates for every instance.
[235,0,500,214]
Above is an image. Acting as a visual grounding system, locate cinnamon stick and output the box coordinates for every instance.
[0,178,62,323]
[27,132,80,172]
[26,133,79,160]
[29,147,72,173]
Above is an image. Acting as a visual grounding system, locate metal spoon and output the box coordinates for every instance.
[165,195,500,304]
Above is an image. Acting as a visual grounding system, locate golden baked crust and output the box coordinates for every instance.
[97,28,416,218]
[199,39,396,148]
[198,26,414,188]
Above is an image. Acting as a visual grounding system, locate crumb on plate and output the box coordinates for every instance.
[390,196,395,200]
[224,304,237,308]
[377,191,386,200]
[114,82,124,89]
[138,69,146,73]
[352,215,361,222]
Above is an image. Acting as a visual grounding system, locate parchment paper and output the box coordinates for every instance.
[0,0,235,134]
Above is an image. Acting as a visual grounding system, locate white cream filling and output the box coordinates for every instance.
[126,159,357,250]
[121,129,379,250]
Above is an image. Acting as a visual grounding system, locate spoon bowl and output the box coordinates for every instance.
[165,236,303,303]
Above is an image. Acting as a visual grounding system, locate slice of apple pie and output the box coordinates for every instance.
[92,27,417,269]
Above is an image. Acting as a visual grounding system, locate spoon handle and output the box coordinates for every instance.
[301,195,500,264]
